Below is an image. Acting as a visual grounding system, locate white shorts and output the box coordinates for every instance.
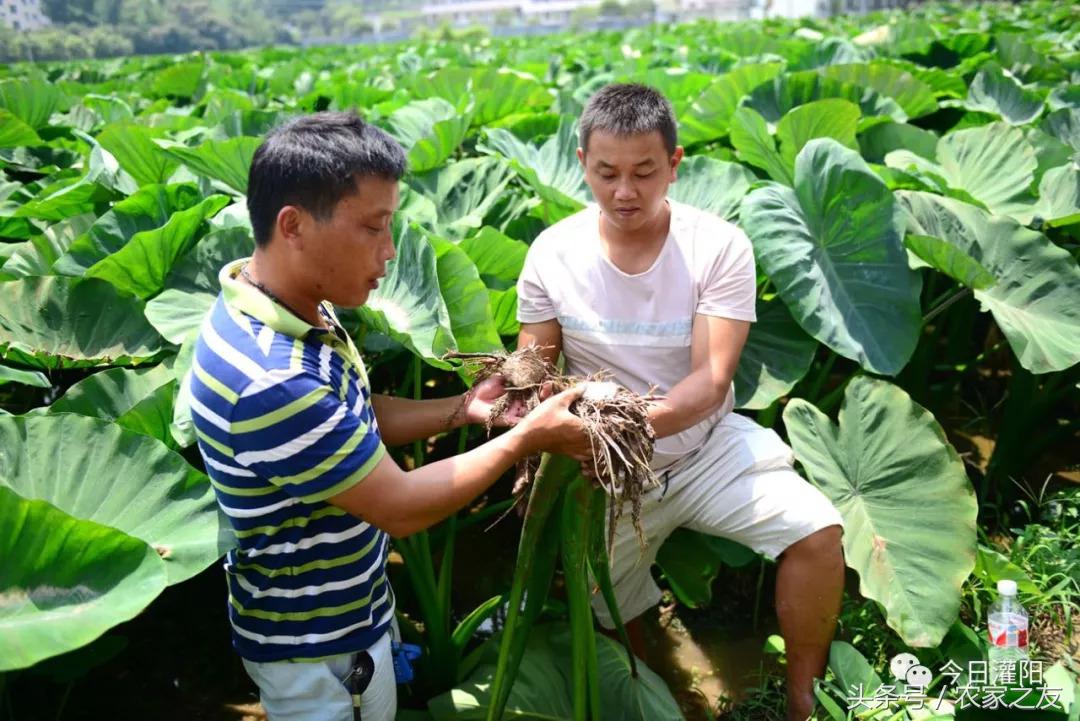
[591,413,845,629]
[242,630,396,721]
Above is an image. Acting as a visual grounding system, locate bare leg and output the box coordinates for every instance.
[775,525,844,721]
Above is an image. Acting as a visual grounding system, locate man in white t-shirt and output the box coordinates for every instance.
[516,83,845,721]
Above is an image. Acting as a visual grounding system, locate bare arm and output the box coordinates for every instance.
[518,319,563,367]
[648,314,749,439]
[371,375,517,447]
[329,384,589,537]
[370,393,465,447]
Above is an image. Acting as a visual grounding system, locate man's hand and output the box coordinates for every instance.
[463,375,524,428]
[517,383,592,462]
[464,375,560,428]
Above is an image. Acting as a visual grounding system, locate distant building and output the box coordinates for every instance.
[421,0,518,26]
[761,0,901,18]
[412,0,897,31]
[0,0,49,30]
[658,0,752,22]
[522,0,602,26]
[419,0,603,27]
[829,0,904,15]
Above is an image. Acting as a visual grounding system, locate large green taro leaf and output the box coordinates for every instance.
[1041,108,1080,153]
[0,277,163,369]
[15,141,136,222]
[744,70,905,124]
[83,95,135,126]
[679,63,784,146]
[55,183,205,277]
[0,486,168,672]
[47,364,178,447]
[887,123,1037,224]
[386,98,472,174]
[821,63,938,119]
[0,414,230,585]
[775,98,861,169]
[458,227,528,336]
[594,632,683,720]
[144,226,253,344]
[458,227,529,291]
[0,76,64,130]
[801,36,871,69]
[730,106,792,185]
[360,220,455,368]
[168,335,198,448]
[489,288,519,337]
[857,122,938,164]
[783,376,978,647]
[1034,164,1080,228]
[0,109,42,148]
[963,63,1044,126]
[656,528,757,608]
[426,231,503,354]
[0,364,48,388]
[480,117,588,215]
[412,67,551,128]
[734,296,818,409]
[667,155,755,221]
[897,191,1080,374]
[937,125,1037,224]
[428,624,682,720]
[903,234,996,290]
[0,213,94,281]
[147,59,206,100]
[740,139,921,376]
[628,68,713,117]
[407,157,516,240]
[144,287,212,347]
[155,136,260,194]
[96,122,180,187]
[890,60,967,99]
[1048,86,1080,113]
[828,641,883,700]
[84,194,230,299]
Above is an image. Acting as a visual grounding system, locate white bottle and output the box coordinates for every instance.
[987,579,1029,683]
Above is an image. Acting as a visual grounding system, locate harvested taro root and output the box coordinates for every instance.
[571,379,660,555]
[447,348,660,553]
[446,346,561,433]
[445,346,562,497]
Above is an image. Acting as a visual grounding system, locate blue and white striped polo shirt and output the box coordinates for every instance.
[189,259,392,662]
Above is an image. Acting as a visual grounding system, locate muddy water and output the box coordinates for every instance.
[648,614,779,720]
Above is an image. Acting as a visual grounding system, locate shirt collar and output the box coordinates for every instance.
[219,258,329,340]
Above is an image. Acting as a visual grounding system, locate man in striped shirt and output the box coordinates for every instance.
[189,112,589,721]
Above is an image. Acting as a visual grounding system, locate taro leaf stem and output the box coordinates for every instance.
[586,484,638,678]
[486,453,579,721]
[563,476,601,721]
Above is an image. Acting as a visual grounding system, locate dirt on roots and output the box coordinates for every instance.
[447,346,661,552]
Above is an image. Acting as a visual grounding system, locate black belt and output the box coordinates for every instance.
[344,650,375,721]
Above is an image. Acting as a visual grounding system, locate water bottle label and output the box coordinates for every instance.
[988,614,1028,648]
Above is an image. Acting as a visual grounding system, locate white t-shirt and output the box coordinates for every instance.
[517,199,757,472]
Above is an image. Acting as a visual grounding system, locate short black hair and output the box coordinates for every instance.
[247,111,407,247]
[579,83,678,156]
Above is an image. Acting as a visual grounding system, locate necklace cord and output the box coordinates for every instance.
[240,265,329,331]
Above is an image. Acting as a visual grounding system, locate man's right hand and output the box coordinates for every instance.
[516,383,592,462]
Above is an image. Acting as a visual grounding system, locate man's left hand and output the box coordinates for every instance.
[463,375,526,428]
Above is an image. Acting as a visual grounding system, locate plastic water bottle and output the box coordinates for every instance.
[987,579,1029,683]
